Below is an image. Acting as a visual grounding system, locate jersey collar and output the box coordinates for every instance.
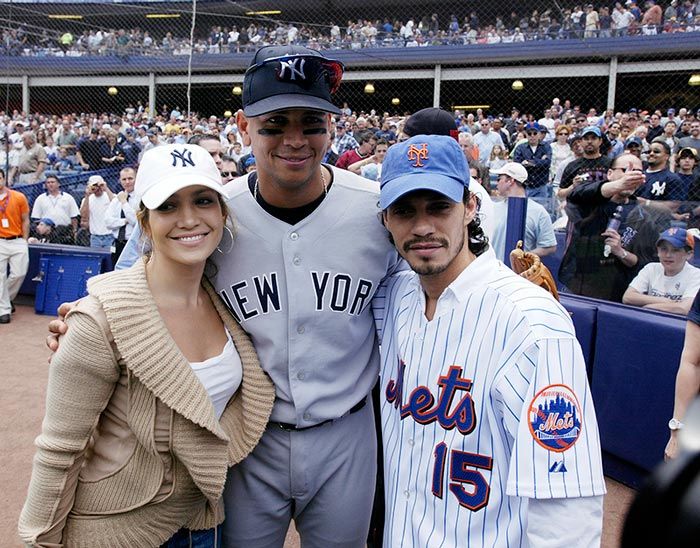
[407,246,505,315]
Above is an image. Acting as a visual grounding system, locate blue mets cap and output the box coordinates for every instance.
[380,134,469,210]
[656,227,694,250]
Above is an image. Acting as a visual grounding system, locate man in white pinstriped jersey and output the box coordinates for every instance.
[373,134,606,547]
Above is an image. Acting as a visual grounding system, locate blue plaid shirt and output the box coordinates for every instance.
[334,133,359,156]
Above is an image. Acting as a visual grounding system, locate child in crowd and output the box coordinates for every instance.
[487,144,508,170]
[622,227,700,314]
[244,155,256,173]
[27,217,62,244]
[487,144,508,190]
[43,136,59,165]
[54,147,80,173]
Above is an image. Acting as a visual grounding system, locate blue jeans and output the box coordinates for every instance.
[90,233,114,250]
[161,525,223,547]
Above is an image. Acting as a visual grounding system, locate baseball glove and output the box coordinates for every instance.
[509,241,560,301]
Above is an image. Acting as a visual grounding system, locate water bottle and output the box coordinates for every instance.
[603,205,623,257]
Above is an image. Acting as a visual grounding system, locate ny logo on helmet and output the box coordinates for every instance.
[278,59,307,83]
[171,149,195,168]
[407,143,429,167]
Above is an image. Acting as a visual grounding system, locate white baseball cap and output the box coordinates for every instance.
[492,162,528,184]
[87,174,106,186]
[135,144,225,209]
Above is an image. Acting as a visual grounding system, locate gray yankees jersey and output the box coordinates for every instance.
[211,167,401,425]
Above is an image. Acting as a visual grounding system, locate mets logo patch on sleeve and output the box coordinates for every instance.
[528,384,582,452]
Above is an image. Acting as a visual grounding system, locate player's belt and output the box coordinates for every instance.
[271,397,367,432]
[0,235,21,240]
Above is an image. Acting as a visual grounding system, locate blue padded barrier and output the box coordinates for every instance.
[19,243,112,297]
[591,303,686,486]
[559,293,598,382]
[34,253,103,315]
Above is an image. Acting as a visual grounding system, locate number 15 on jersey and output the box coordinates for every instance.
[431,442,493,511]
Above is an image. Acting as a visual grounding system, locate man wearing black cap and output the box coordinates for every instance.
[557,126,611,202]
[504,108,521,137]
[217,45,400,546]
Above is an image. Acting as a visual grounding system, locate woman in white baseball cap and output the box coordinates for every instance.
[19,144,274,547]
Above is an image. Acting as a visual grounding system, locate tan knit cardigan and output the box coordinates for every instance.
[18,259,275,547]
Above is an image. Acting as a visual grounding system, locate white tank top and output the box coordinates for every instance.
[189,330,242,419]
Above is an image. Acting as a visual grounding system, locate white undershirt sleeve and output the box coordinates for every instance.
[526,495,604,548]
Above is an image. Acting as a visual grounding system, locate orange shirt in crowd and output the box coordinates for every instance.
[0,189,30,238]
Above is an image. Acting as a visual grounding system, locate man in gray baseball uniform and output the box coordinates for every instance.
[211,45,400,547]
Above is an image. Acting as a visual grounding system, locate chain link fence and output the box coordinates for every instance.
[1,0,699,306]
[0,1,698,116]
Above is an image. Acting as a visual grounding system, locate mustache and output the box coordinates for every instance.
[403,237,448,253]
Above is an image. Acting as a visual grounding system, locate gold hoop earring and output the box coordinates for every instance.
[216,225,235,254]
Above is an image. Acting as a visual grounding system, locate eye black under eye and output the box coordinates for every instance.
[258,128,284,135]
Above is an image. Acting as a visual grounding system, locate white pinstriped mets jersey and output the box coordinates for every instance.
[372,249,606,547]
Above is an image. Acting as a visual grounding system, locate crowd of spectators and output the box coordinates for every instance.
[2,89,699,310]
[3,1,700,57]
[323,99,700,312]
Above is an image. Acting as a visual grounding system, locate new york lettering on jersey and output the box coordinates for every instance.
[218,270,375,322]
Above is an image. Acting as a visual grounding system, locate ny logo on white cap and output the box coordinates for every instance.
[278,58,307,82]
[171,148,195,168]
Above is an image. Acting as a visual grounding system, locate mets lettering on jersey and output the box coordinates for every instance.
[373,249,606,547]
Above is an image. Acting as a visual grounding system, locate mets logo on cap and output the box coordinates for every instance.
[528,384,582,452]
[407,143,429,167]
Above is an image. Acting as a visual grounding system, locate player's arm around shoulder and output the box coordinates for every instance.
[371,269,413,342]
